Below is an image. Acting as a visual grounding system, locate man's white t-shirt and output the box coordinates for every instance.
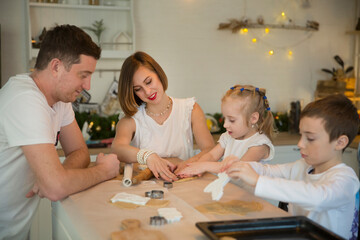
[0,74,74,239]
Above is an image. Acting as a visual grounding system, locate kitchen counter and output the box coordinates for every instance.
[52,172,289,240]
[57,132,359,157]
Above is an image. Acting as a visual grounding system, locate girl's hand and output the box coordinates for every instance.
[146,154,178,182]
[174,161,188,175]
[226,162,259,187]
[176,162,205,178]
[220,155,239,172]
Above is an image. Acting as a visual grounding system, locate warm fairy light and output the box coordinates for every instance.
[240,28,248,34]
[111,121,116,131]
[269,50,274,55]
[265,28,270,34]
[89,121,94,129]
[31,40,36,43]
[281,12,286,17]
[288,50,293,56]
[252,38,257,43]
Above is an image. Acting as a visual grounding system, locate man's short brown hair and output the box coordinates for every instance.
[35,24,101,71]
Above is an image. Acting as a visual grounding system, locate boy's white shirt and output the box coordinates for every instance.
[250,159,359,239]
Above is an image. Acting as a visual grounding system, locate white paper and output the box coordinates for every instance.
[110,192,150,205]
[158,207,183,223]
[204,172,230,201]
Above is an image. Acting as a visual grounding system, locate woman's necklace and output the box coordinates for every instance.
[146,97,173,117]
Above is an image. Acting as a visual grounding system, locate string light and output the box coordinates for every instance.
[233,1,314,57]
[240,28,248,34]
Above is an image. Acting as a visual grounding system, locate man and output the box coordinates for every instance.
[0,25,120,239]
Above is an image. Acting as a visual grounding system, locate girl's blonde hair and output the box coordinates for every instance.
[222,84,276,141]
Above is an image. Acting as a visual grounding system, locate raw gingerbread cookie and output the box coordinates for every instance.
[110,199,169,209]
[111,219,167,240]
[196,200,263,215]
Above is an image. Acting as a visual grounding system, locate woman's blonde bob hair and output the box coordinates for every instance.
[118,51,168,117]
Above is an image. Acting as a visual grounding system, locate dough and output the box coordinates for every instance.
[196,200,263,215]
[175,176,199,183]
[110,199,169,209]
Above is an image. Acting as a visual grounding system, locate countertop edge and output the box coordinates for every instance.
[57,133,359,157]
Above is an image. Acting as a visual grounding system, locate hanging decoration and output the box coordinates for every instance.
[217,0,319,57]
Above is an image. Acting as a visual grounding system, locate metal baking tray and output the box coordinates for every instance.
[196,216,345,240]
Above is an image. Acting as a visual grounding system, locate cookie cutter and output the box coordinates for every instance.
[163,181,173,189]
[144,190,164,199]
[150,216,167,226]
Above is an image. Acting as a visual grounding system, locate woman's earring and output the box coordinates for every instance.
[251,124,255,128]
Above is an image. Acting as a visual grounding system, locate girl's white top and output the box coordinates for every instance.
[219,132,274,162]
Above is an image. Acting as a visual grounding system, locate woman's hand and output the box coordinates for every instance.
[146,154,178,182]
[226,162,259,187]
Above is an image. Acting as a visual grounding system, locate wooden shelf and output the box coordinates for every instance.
[28,0,135,61]
[31,48,132,59]
[29,2,130,11]
[346,30,360,35]
[242,23,318,31]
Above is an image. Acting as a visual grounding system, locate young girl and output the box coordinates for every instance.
[177,85,276,178]
[111,52,214,182]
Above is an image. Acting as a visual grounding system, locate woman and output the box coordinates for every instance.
[111,51,214,181]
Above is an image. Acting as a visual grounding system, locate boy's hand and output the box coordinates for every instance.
[226,162,259,187]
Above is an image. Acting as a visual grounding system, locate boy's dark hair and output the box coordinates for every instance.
[35,24,101,71]
[300,94,359,149]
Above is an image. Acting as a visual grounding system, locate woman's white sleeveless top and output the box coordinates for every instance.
[130,97,195,160]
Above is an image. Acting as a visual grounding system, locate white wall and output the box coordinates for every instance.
[132,0,357,114]
[0,0,357,114]
[0,0,28,86]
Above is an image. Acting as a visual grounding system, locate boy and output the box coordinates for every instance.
[226,94,359,239]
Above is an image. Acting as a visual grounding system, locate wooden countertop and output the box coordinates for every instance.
[57,132,359,157]
[52,172,289,239]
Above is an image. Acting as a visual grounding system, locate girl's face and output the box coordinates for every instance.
[221,97,255,140]
[132,65,164,105]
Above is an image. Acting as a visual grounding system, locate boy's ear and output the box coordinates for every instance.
[335,135,349,151]
[250,112,260,125]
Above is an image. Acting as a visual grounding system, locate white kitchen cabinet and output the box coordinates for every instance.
[271,145,301,165]
[271,145,358,177]
[26,0,135,62]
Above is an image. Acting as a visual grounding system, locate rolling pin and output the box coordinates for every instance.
[131,168,154,185]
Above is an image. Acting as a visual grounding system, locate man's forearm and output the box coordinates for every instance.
[62,147,90,169]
